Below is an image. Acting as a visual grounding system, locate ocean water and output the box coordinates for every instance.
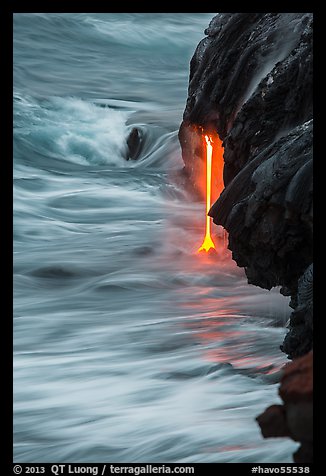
[13,13,298,463]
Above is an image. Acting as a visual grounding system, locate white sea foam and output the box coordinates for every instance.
[14,94,130,166]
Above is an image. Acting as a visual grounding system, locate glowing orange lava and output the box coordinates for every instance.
[197,135,216,253]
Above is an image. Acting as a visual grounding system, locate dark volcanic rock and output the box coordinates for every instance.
[126,127,143,160]
[281,263,313,358]
[179,12,313,359]
[256,404,290,438]
[257,351,313,463]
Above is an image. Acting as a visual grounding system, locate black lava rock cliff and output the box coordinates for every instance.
[179,12,313,360]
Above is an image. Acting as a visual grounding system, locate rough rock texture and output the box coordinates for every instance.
[178,12,313,359]
[257,351,313,463]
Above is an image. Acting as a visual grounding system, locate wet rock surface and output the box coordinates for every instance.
[126,127,143,160]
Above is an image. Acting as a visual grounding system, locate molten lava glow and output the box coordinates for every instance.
[198,135,216,253]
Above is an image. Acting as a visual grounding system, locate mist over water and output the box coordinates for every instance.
[14,13,297,463]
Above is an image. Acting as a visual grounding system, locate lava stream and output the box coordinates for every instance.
[198,135,216,253]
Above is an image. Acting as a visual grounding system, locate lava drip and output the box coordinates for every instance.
[197,132,224,253]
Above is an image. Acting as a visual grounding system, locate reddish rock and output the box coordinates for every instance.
[256,351,313,463]
[280,350,313,404]
[256,405,290,438]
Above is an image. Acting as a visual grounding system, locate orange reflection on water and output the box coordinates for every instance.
[179,293,282,375]
[204,349,278,375]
